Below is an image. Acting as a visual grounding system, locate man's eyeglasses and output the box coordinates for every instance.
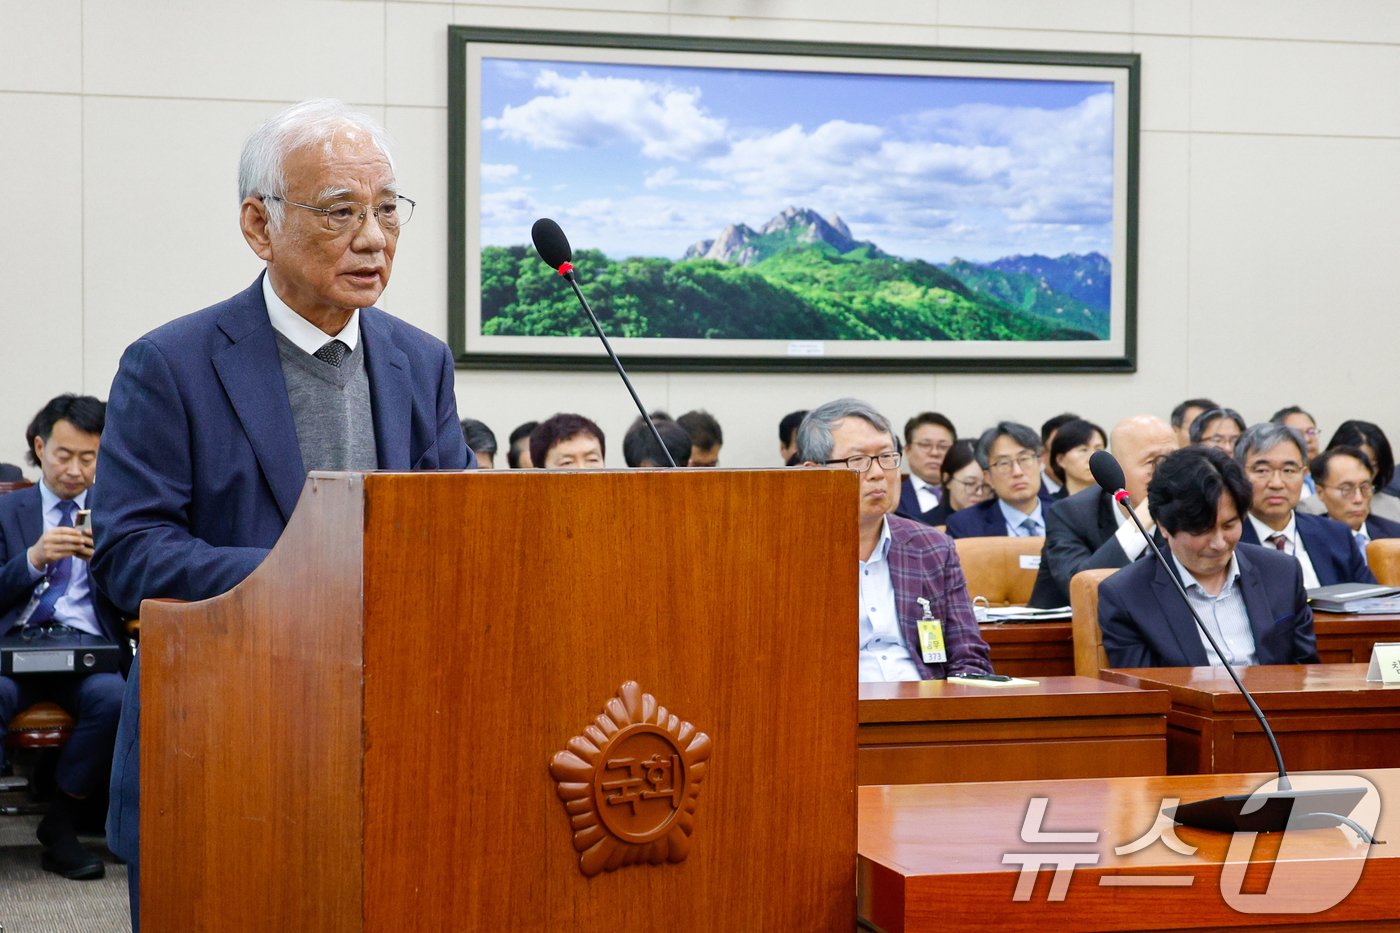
[988,452,1039,474]
[1247,463,1305,481]
[824,452,901,473]
[911,440,952,454]
[264,195,415,233]
[1319,481,1374,499]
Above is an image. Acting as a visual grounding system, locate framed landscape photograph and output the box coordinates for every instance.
[448,28,1139,372]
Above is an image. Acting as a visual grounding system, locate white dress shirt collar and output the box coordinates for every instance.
[263,273,361,357]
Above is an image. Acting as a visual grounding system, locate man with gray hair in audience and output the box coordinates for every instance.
[91,98,472,929]
[1234,422,1373,587]
[797,399,992,681]
[945,421,1047,539]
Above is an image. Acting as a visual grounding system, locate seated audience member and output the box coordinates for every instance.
[778,410,807,465]
[1046,418,1107,499]
[623,414,692,468]
[923,440,991,527]
[677,409,722,467]
[0,395,125,880]
[796,399,992,680]
[1098,446,1318,668]
[1038,413,1081,497]
[945,422,1046,539]
[506,421,538,469]
[530,413,606,470]
[459,418,498,469]
[1235,422,1373,586]
[0,463,22,482]
[1171,397,1219,448]
[1271,406,1320,496]
[1309,447,1400,561]
[1029,415,1177,608]
[1307,420,1400,522]
[896,412,957,525]
[1189,407,1246,454]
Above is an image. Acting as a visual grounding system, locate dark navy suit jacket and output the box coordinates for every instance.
[895,476,944,526]
[1098,543,1319,668]
[1365,513,1400,540]
[944,493,1049,539]
[0,485,122,640]
[91,274,472,862]
[1238,511,1375,587]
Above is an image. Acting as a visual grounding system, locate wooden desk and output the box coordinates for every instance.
[858,677,1168,785]
[981,605,1398,680]
[1101,664,1400,775]
[980,620,1073,676]
[1314,610,1400,663]
[859,768,1397,932]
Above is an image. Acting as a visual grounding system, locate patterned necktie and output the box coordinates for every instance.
[1266,532,1288,553]
[1023,517,1042,537]
[29,499,77,626]
[314,339,349,367]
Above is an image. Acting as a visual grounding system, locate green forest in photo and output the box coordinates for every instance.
[480,209,1111,343]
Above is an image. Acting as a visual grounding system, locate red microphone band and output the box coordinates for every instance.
[556,262,574,277]
[1113,489,1131,503]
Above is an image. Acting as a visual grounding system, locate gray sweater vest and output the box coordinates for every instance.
[274,331,378,473]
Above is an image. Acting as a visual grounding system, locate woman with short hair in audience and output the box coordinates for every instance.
[1047,418,1108,499]
[924,440,992,527]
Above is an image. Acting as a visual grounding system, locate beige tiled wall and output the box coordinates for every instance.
[1,0,1397,469]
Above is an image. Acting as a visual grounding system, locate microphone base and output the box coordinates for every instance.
[1164,786,1367,834]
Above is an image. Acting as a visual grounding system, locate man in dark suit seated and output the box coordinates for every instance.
[945,421,1046,539]
[1234,422,1374,587]
[1309,446,1400,565]
[1098,446,1318,668]
[0,395,125,880]
[895,411,956,525]
[797,399,991,681]
[1029,415,1177,607]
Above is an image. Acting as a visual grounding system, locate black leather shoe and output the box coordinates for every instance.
[40,831,105,880]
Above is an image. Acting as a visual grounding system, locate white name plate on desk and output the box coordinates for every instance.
[1366,642,1400,684]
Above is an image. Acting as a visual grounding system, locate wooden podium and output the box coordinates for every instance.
[139,469,858,931]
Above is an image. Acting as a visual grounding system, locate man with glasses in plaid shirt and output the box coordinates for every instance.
[797,399,992,682]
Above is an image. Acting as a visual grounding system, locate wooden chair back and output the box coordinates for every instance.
[1367,538,1400,586]
[1070,567,1118,677]
[953,536,1045,607]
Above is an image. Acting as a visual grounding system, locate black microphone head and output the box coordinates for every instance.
[1089,449,1126,493]
[531,218,573,269]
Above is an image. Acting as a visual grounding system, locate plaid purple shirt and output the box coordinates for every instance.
[887,514,994,678]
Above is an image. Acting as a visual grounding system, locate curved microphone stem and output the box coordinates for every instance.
[1114,489,1292,791]
[560,270,678,468]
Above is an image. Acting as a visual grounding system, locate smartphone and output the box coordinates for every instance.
[74,509,92,533]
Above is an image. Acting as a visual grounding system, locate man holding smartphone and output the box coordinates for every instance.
[0,394,125,880]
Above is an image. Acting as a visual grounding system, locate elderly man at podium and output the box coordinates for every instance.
[797,399,992,681]
[90,99,472,930]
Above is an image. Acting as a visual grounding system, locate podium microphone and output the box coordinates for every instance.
[531,218,677,467]
[1089,450,1369,836]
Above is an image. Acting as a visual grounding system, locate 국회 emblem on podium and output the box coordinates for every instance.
[549,681,712,877]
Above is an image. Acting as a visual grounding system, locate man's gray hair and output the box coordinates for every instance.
[1235,421,1307,463]
[973,421,1041,469]
[795,398,897,463]
[238,99,396,230]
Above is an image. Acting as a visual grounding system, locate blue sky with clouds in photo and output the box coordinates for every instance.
[478,57,1115,264]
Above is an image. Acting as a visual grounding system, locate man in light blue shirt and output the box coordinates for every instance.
[946,421,1047,539]
[0,395,125,881]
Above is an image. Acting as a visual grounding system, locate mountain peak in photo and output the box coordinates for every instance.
[682,206,884,265]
